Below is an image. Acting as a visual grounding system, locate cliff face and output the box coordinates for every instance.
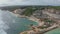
[13,9,26,15]
[12,7,60,20]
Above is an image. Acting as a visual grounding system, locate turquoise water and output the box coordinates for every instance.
[0,10,37,34]
[0,10,60,34]
[45,28,60,34]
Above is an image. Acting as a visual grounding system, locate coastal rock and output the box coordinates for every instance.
[13,9,25,15]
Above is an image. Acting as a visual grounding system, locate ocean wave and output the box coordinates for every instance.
[0,10,10,34]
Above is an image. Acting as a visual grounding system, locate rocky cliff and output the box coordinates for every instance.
[12,7,60,20]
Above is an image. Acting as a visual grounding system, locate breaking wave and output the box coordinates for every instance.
[0,10,10,34]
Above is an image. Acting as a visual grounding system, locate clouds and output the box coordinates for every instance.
[0,0,60,6]
[0,0,25,6]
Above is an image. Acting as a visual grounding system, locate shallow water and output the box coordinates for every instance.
[0,10,37,34]
[45,28,60,34]
[0,10,60,34]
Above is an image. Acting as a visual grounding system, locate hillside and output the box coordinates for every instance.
[0,6,60,34]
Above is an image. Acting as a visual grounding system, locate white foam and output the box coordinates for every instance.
[0,10,10,34]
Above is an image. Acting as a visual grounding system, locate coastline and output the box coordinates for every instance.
[13,13,40,23]
[11,12,60,34]
[20,30,33,34]
[12,13,41,34]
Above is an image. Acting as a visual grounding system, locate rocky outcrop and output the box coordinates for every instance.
[13,9,26,15]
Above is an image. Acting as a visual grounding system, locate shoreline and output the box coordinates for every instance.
[11,12,60,34]
[13,13,40,23]
[12,13,42,34]
[20,23,58,34]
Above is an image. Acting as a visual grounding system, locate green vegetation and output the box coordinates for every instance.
[1,6,60,16]
[23,7,38,16]
[44,18,54,23]
[22,6,60,16]
[1,6,60,11]
[48,6,60,10]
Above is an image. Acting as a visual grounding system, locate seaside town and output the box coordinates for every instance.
[10,7,60,34]
[0,0,60,34]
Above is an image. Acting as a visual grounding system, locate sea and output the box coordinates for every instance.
[0,10,60,34]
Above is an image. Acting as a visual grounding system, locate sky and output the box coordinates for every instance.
[0,0,60,6]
